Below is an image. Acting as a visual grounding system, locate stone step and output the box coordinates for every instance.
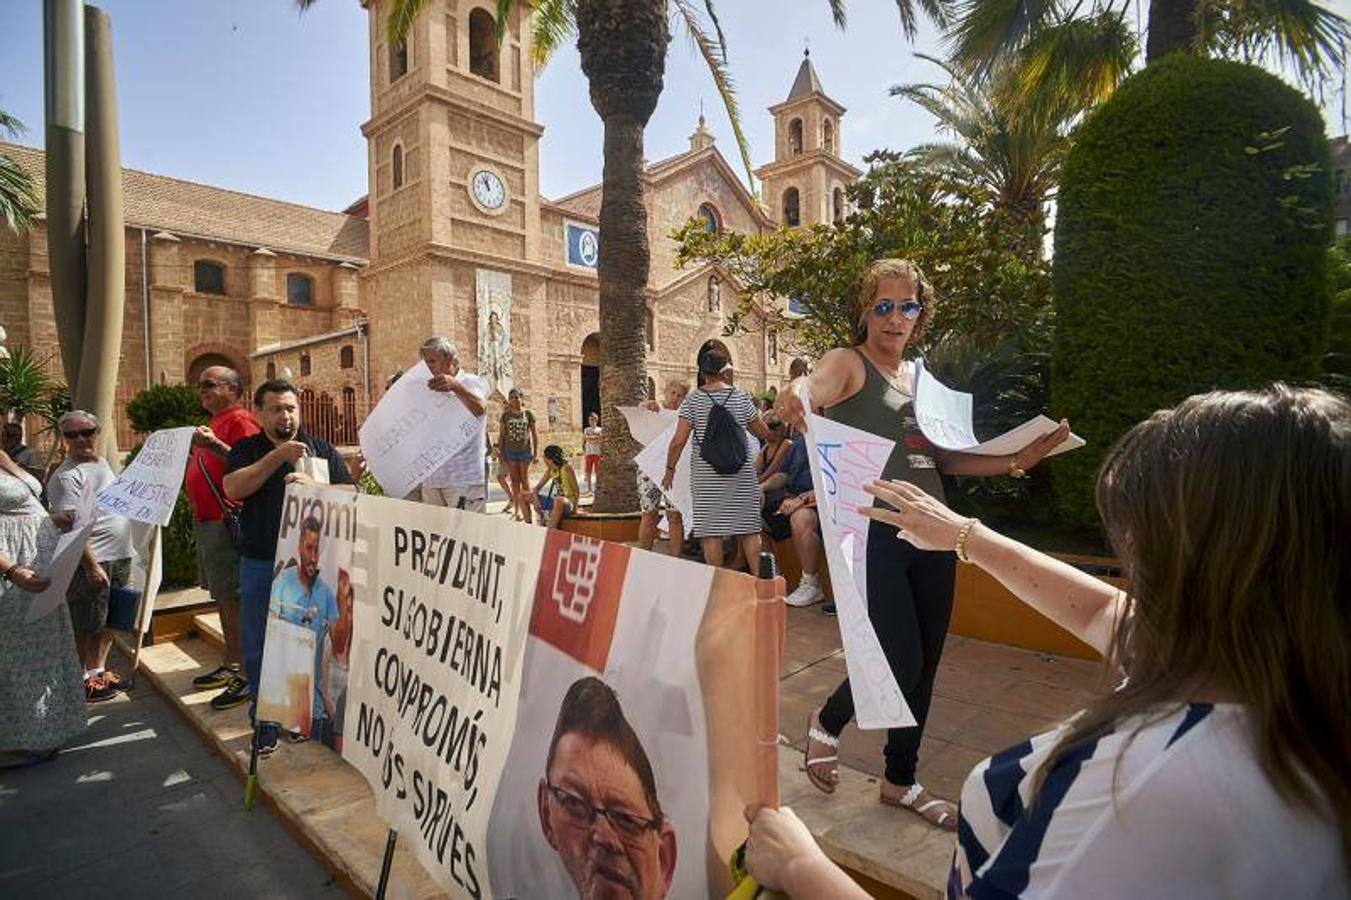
[193,611,224,650]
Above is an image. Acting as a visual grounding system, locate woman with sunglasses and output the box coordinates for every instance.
[775,258,1068,829]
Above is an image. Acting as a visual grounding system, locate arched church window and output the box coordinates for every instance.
[194,260,225,295]
[299,353,312,377]
[389,37,408,82]
[783,188,800,227]
[697,203,721,234]
[645,306,656,351]
[768,330,779,364]
[340,345,355,369]
[469,9,499,83]
[788,118,803,156]
[392,144,404,189]
[823,118,835,154]
[833,187,845,225]
[266,361,276,380]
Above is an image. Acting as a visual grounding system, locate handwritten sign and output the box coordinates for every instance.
[25,478,98,623]
[359,360,481,500]
[95,427,195,526]
[913,360,1084,456]
[617,405,677,446]
[804,414,915,729]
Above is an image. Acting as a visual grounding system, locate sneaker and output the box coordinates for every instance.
[821,602,837,617]
[253,724,279,758]
[84,675,116,704]
[209,676,252,711]
[192,663,239,691]
[100,669,131,692]
[785,576,825,608]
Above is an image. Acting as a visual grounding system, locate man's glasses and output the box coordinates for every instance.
[198,379,229,391]
[62,428,98,440]
[546,783,661,841]
[871,298,923,321]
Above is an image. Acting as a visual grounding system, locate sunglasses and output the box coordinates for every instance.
[198,379,228,391]
[62,428,98,440]
[871,298,923,321]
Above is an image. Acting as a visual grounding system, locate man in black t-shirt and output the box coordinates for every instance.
[224,379,354,755]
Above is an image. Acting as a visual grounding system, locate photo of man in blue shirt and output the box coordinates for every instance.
[269,515,338,730]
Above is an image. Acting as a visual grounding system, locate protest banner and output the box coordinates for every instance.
[617,405,676,446]
[359,359,481,499]
[256,484,358,746]
[24,477,98,623]
[128,521,163,634]
[804,413,915,729]
[95,426,195,526]
[257,484,781,898]
[913,360,1084,457]
[632,423,694,538]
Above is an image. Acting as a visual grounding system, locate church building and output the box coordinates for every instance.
[0,0,859,451]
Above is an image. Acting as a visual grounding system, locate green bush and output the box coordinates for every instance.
[1051,54,1334,527]
[1324,237,1351,393]
[125,384,208,587]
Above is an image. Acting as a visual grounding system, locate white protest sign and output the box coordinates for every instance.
[913,360,1084,456]
[344,495,543,895]
[634,423,695,537]
[25,478,98,623]
[804,413,915,729]
[95,427,195,526]
[129,521,164,634]
[617,404,677,446]
[359,359,481,499]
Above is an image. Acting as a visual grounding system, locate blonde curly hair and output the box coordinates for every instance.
[851,258,936,345]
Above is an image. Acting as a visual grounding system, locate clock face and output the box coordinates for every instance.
[471,169,507,210]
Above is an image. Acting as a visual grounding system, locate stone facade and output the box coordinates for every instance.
[0,2,856,453]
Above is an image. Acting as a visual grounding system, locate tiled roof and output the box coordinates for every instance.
[786,53,825,102]
[548,148,698,218]
[1,141,369,262]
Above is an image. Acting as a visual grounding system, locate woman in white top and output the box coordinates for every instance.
[743,384,1349,897]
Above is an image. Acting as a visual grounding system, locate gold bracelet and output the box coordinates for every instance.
[954,518,978,563]
[1007,456,1027,479]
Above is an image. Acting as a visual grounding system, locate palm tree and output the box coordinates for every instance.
[314,0,946,511]
[0,111,39,234]
[948,0,1348,112]
[891,54,1083,252]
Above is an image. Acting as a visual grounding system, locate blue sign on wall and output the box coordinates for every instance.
[565,221,600,269]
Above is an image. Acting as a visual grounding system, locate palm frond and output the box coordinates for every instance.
[494,0,516,43]
[704,0,730,62]
[1014,13,1136,112]
[946,0,1060,79]
[1198,0,1350,89]
[531,0,578,67]
[0,152,39,234]
[0,110,26,140]
[386,0,432,44]
[672,0,757,190]
[895,0,952,38]
[826,0,848,28]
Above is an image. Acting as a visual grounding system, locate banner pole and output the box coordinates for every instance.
[244,722,260,811]
[375,828,398,899]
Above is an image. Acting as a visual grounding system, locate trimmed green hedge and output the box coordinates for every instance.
[1051,54,1334,527]
[125,384,208,586]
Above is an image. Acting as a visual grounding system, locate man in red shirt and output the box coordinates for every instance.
[183,365,261,710]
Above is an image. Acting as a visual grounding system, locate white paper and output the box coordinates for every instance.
[359,359,481,499]
[913,360,1084,457]
[95,426,195,527]
[25,479,98,623]
[129,522,163,634]
[634,423,695,537]
[617,405,678,446]
[804,414,915,729]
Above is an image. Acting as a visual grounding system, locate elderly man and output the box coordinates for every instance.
[537,676,677,900]
[46,410,134,704]
[183,365,261,711]
[224,379,354,756]
[417,336,489,511]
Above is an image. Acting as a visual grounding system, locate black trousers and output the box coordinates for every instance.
[818,520,956,786]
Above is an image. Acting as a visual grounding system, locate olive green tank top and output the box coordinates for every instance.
[823,348,946,502]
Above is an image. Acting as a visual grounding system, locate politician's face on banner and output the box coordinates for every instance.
[299,525,321,582]
[536,679,676,900]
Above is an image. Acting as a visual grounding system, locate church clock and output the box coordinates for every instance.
[469,167,508,214]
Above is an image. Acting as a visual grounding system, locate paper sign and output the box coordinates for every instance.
[634,423,695,537]
[804,413,915,729]
[95,427,195,526]
[913,360,1084,456]
[617,405,678,446]
[25,478,98,623]
[359,359,481,499]
[129,521,164,634]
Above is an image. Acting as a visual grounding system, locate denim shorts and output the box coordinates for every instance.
[503,448,533,464]
[539,495,572,518]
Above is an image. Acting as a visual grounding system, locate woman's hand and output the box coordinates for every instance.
[85,561,110,588]
[10,566,51,593]
[743,804,832,893]
[774,379,809,432]
[1012,419,1071,471]
[862,479,970,551]
[660,469,674,491]
[49,510,76,533]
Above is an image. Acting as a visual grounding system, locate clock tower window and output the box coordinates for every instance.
[469,9,499,83]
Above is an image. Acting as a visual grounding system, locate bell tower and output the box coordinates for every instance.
[755,49,860,228]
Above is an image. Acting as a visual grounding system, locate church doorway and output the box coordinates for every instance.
[580,333,600,428]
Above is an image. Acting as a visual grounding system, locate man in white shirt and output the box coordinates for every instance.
[417,336,489,511]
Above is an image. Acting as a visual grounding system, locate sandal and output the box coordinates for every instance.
[801,712,840,794]
[880,781,958,832]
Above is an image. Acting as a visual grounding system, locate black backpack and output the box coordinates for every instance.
[698,390,748,475]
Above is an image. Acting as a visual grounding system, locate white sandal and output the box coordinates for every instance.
[882,781,958,831]
[802,713,840,794]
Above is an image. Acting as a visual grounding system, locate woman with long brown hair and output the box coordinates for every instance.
[745,384,1349,896]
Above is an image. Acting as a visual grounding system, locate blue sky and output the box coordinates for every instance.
[0,1,1345,212]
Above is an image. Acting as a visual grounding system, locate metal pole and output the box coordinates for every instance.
[43,0,86,393]
[376,829,398,899]
[81,4,126,465]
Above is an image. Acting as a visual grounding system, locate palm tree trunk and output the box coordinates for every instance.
[1146,0,1198,61]
[593,114,649,512]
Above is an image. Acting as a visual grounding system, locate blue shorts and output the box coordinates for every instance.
[539,495,572,518]
[504,448,533,464]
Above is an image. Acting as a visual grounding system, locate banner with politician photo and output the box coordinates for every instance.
[256,483,358,749]
[484,530,783,900]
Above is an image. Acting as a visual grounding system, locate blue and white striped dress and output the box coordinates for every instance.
[952,703,1346,898]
